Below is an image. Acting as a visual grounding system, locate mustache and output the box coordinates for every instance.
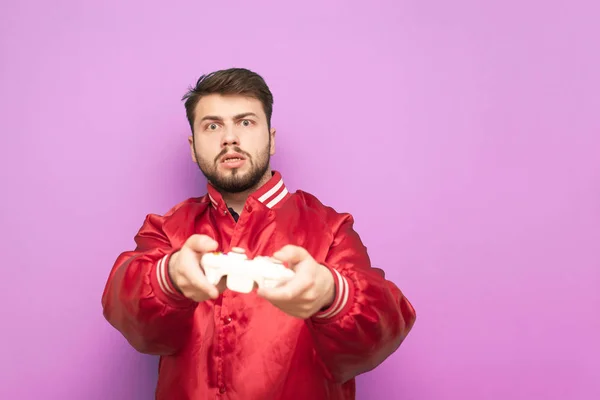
[214,146,251,163]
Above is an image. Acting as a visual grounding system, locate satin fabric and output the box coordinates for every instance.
[102,171,416,399]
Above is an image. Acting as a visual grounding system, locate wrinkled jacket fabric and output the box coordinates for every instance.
[102,171,416,399]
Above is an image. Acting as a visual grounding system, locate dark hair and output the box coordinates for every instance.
[181,68,274,132]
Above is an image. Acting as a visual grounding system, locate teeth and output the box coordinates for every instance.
[225,158,241,162]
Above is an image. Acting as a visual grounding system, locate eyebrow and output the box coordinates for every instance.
[199,112,258,123]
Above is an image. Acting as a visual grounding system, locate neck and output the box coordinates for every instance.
[219,168,273,214]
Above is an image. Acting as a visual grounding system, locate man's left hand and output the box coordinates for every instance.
[257,245,335,319]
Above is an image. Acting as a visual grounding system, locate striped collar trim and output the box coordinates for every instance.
[207,171,289,210]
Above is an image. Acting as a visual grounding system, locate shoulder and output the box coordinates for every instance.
[163,196,209,218]
[143,195,210,226]
[292,190,354,227]
[138,195,211,238]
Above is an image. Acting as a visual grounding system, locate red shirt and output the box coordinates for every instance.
[101,171,416,399]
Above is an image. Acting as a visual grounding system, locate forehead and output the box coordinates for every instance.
[194,94,265,120]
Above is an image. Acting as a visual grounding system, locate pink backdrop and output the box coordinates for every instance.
[1,1,598,399]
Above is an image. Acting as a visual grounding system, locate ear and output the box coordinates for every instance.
[269,128,276,156]
[188,135,198,163]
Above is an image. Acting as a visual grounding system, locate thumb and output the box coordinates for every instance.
[184,234,218,254]
[272,245,309,266]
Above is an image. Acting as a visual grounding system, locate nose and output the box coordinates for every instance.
[221,126,240,148]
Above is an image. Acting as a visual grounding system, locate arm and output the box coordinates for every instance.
[307,214,417,383]
[101,212,197,356]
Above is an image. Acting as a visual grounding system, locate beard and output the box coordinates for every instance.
[194,138,271,194]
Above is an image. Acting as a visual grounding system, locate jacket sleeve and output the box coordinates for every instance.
[101,211,198,356]
[306,213,417,383]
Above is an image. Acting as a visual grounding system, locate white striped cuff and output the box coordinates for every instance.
[154,254,185,300]
[314,268,350,320]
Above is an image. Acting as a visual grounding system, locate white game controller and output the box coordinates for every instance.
[201,247,295,293]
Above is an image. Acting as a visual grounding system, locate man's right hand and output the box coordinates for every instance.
[168,234,226,302]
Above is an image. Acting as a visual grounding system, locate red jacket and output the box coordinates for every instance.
[101,171,416,399]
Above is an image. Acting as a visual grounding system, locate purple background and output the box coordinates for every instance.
[1,1,599,399]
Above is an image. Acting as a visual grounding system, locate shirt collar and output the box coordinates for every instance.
[206,170,289,210]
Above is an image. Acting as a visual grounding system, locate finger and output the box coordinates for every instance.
[257,271,311,301]
[188,274,219,299]
[216,276,228,293]
[272,245,309,266]
[185,234,219,254]
[180,259,219,299]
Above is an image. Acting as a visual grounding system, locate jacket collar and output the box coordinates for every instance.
[206,170,290,210]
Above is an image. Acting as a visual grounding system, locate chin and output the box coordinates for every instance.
[219,166,248,176]
[198,154,270,193]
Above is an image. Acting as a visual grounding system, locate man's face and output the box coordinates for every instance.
[189,94,276,193]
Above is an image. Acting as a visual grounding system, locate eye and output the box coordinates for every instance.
[207,123,219,130]
[241,119,252,127]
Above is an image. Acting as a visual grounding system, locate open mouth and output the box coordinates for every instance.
[223,157,244,163]
[219,152,247,168]
[220,152,246,164]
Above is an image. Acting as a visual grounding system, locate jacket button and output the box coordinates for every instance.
[223,316,232,324]
[219,386,226,394]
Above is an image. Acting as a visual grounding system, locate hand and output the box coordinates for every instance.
[257,245,335,319]
[168,234,227,302]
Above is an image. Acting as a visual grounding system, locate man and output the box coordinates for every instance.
[101,68,416,399]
